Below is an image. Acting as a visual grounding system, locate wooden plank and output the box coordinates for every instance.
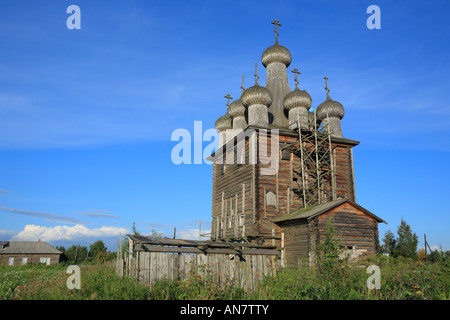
[150,252,156,283]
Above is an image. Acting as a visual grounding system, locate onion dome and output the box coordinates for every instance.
[262,19,291,67]
[228,76,247,119]
[215,112,232,131]
[316,77,344,120]
[283,68,312,111]
[283,87,312,111]
[261,42,292,68]
[316,97,344,120]
[228,98,246,119]
[242,63,272,107]
[242,84,272,107]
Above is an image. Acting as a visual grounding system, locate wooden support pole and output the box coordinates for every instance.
[234,194,238,239]
[128,237,133,276]
[242,183,246,237]
[281,232,285,268]
[276,158,279,213]
[220,192,224,238]
[424,234,427,262]
[264,187,267,218]
[287,187,290,214]
[297,115,307,208]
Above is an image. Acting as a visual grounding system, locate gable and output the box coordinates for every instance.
[319,202,380,223]
[274,198,386,225]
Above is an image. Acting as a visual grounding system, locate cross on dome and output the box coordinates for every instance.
[271,19,282,43]
[254,62,259,84]
[292,68,301,88]
[224,93,233,106]
[324,76,331,98]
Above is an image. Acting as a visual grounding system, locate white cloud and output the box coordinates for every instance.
[176,228,211,241]
[11,224,128,242]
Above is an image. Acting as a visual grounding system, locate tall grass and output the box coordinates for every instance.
[251,255,449,300]
[0,256,448,300]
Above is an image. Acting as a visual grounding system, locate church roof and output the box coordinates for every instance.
[274,198,387,224]
[215,19,347,138]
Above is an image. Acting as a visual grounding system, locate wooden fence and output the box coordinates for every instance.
[116,235,282,291]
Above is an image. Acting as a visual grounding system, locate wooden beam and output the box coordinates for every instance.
[138,244,281,257]
[128,234,278,249]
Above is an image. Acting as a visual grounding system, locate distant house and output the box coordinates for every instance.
[0,240,65,266]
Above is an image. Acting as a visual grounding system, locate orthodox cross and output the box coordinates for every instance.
[224,93,233,106]
[292,68,301,88]
[271,19,282,42]
[241,75,245,94]
[254,62,259,84]
[324,76,330,98]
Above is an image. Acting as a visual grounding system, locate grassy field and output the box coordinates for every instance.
[0,255,448,300]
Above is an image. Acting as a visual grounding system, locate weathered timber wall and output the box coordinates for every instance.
[211,130,358,246]
[333,144,356,202]
[311,203,380,258]
[117,251,279,292]
[279,220,309,268]
[257,134,298,247]
[211,135,256,240]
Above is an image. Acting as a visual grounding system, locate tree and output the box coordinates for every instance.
[56,246,66,254]
[315,217,343,272]
[381,230,396,255]
[121,222,140,255]
[66,245,88,264]
[132,222,141,236]
[393,218,418,259]
[88,240,107,261]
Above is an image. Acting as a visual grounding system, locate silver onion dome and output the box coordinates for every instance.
[215,112,232,131]
[242,83,273,107]
[261,42,292,68]
[316,97,345,120]
[283,87,312,111]
[316,77,344,120]
[242,62,273,108]
[228,98,246,119]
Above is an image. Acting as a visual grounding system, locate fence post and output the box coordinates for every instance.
[281,232,285,268]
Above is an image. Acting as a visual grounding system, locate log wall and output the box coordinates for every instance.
[211,129,358,248]
[311,202,380,258]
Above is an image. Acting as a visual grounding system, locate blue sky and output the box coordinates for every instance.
[0,0,449,252]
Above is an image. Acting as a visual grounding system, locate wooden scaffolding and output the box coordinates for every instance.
[291,112,336,208]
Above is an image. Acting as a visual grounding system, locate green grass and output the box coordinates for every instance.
[251,256,449,300]
[0,256,448,300]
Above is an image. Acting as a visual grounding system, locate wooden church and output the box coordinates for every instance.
[207,20,386,267]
